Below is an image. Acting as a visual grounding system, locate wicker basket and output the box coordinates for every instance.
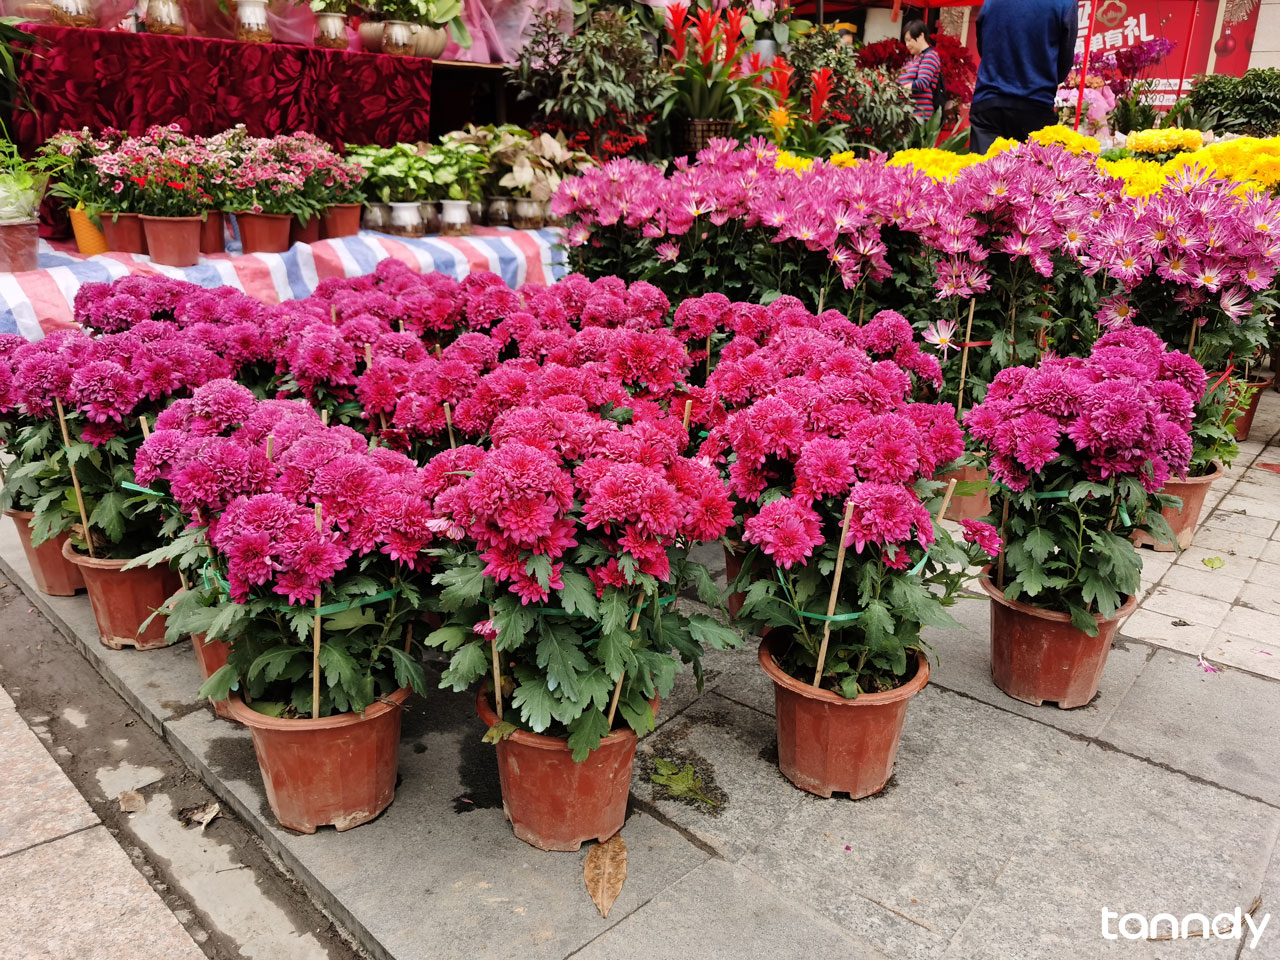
[674,118,735,158]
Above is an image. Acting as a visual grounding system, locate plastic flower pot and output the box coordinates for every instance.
[0,219,39,272]
[512,198,544,230]
[140,215,202,267]
[387,201,425,237]
[941,464,991,522]
[486,196,514,227]
[236,212,292,254]
[320,203,361,239]
[382,19,414,55]
[191,632,234,721]
[100,212,148,255]
[759,634,929,799]
[62,540,182,650]
[228,686,409,834]
[4,510,84,596]
[315,11,348,49]
[200,212,225,254]
[1231,378,1273,441]
[413,24,448,57]
[981,573,1138,709]
[1131,461,1224,552]
[69,206,108,256]
[439,199,471,237]
[363,203,390,231]
[290,214,321,246]
[476,686,652,851]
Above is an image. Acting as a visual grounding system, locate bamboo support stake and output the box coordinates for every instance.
[812,499,856,687]
[935,477,957,523]
[996,497,1011,589]
[139,415,150,439]
[55,399,94,559]
[265,435,274,461]
[682,398,692,431]
[312,503,323,718]
[443,402,456,449]
[705,335,712,382]
[604,605,644,728]
[955,299,977,416]
[488,605,503,720]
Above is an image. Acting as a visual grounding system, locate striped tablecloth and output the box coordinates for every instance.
[3,227,568,341]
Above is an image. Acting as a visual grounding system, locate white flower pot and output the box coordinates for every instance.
[383,19,415,56]
[439,199,471,237]
[387,201,425,237]
[357,20,383,53]
[419,201,439,234]
[50,0,95,27]
[235,0,271,42]
[752,38,778,65]
[315,12,347,49]
[512,198,544,230]
[363,203,390,231]
[413,24,448,58]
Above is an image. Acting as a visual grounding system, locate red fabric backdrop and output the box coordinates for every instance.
[14,24,433,153]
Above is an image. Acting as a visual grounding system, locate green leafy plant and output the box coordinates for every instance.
[1185,68,1280,137]
[372,0,470,46]
[0,134,51,221]
[658,5,765,123]
[650,757,718,807]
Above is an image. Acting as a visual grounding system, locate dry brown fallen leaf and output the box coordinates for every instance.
[117,790,145,813]
[179,802,221,831]
[584,834,627,919]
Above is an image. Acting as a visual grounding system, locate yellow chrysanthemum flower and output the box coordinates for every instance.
[1127,127,1204,155]
[774,150,813,174]
[1028,125,1100,155]
[887,148,985,180]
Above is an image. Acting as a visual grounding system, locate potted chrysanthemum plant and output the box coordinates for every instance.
[966,327,1203,708]
[423,399,737,851]
[142,381,433,833]
[715,352,996,799]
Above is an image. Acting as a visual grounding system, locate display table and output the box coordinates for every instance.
[2,228,567,340]
[14,24,433,152]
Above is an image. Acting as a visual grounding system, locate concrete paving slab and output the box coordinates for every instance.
[925,596,1151,738]
[1097,653,1280,805]
[1140,586,1233,628]
[1246,560,1280,588]
[1118,608,1212,656]
[1204,633,1280,682]
[0,520,200,736]
[1215,492,1280,523]
[1238,580,1280,615]
[165,679,716,960]
[0,707,97,857]
[1173,543,1258,579]
[740,687,1087,958]
[939,741,1278,960]
[1192,526,1272,560]
[1221,604,1280,640]
[1158,563,1247,601]
[631,691,809,863]
[570,858,892,960]
[1203,509,1279,539]
[0,825,207,960]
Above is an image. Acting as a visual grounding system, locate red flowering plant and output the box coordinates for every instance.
[658,3,766,122]
[422,396,739,759]
[704,310,992,696]
[1,327,234,560]
[966,327,1203,634]
[759,60,850,157]
[126,154,214,218]
[132,379,431,717]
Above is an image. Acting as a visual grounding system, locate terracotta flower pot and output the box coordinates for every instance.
[290,214,321,246]
[191,632,234,721]
[759,634,929,799]
[100,212,148,255]
[1230,378,1273,442]
[4,510,84,596]
[981,574,1138,708]
[941,464,991,522]
[0,219,39,272]
[200,212,225,254]
[477,687,650,851]
[228,687,410,834]
[236,212,292,254]
[1131,461,1224,552]
[140,215,202,267]
[320,203,362,239]
[69,207,109,256]
[61,540,182,650]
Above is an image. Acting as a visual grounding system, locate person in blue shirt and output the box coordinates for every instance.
[970,0,1079,153]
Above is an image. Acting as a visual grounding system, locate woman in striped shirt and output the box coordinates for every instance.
[897,20,942,123]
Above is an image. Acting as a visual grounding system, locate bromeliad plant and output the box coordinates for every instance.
[423,399,739,759]
[965,327,1204,634]
[659,3,764,123]
[708,312,996,696]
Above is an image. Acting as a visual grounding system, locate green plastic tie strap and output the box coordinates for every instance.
[121,481,162,496]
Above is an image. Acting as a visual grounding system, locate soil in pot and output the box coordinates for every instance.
[758,634,929,799]
[140,215,202,267]
[1131,461,1224,552]
[0,220,39,272]
[237,212,292,254]
[191,632,234,721]
[320,204,361,239]
[1230,378,1273,442]
[61,540,182,650]
[290,214,321,246]
[981,574,1138,708]
[199,211,225,254]
[228,687,409,834]
[477,687,650,851]
[4,510,84,596]
[100,212,148,255]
